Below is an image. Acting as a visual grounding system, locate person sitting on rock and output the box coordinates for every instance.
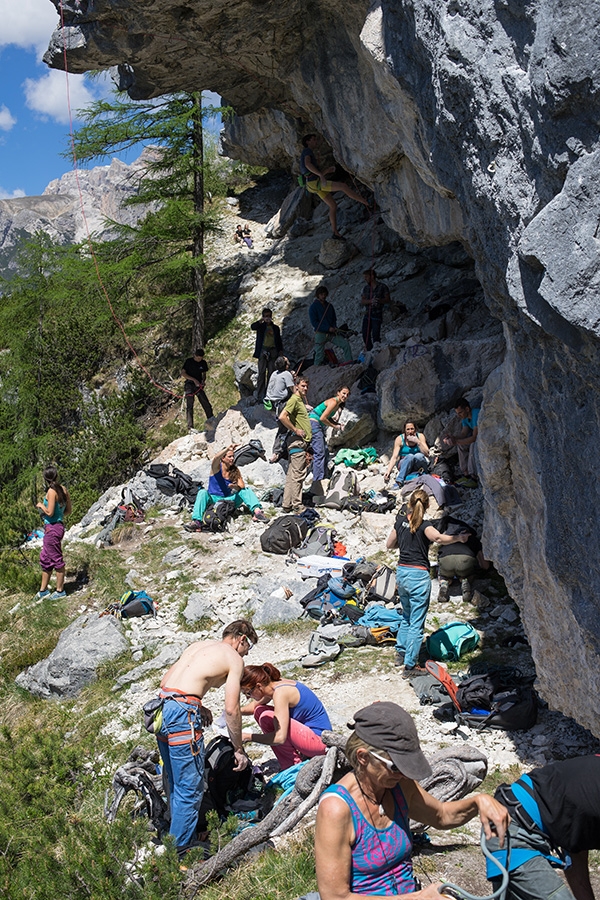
[308,285,353,366]
[240,662,331,770]
[242,224,253,248]
[234,224,244,244]
[185,445,267,531]
[300,133,370,240]
[361,268,391,350]
[265,356,295,463]
[444,397,480,487]
[384,421,430,488]
[309,386,350,483]
[436,516,490,603]
[487,756,600,900]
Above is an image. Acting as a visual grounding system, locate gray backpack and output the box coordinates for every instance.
[315,468,359,510]
[366,565,397,603]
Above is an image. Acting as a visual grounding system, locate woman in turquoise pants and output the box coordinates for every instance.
[186,445,266,531]
[386,489,470,679]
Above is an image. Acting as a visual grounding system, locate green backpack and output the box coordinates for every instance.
[426,621,480,661]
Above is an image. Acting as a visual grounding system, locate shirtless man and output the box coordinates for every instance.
[156,619,258,854]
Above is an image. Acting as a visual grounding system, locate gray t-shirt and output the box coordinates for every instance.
[266,370,294,402]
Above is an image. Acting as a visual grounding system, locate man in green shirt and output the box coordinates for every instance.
[278,377,312,513]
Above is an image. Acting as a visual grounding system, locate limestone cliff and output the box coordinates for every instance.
[44,0,600,732]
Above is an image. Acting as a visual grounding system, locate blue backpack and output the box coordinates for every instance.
[426,621,479,661]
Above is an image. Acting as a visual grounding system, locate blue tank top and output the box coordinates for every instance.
[400,435,423,457]
[320,783,415,895]
[208,469,232,497]
[42,498,65,525]
[309,400,328,422]
[274,682,331,736]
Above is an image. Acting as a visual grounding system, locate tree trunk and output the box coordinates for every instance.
[191,92,205,350]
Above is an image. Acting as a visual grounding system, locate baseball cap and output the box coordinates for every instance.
[351,702,432,780]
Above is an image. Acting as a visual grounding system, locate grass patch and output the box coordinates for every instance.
[262,618,315,638]
[480,763,523,795]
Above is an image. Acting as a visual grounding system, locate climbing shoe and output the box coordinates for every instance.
[252,508,267,522]
[437,578,451,602]
[394,651,405,667]
[461,578,473,603]
[184,521,203,532]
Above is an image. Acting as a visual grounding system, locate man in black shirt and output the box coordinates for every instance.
[487,756,600,900]
[181,348,213,430]
[251,308,283,400]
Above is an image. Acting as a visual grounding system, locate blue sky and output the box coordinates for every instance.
[0,0,221,199]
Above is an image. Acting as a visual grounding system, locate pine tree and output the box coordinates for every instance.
[69,91,226,347]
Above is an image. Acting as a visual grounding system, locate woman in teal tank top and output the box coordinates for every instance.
[315,702,509,898]
[309,386,350,482]
[35,465,72,601]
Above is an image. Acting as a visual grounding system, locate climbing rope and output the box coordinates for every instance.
[438,829,510,900]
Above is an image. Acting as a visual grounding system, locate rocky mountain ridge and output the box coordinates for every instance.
[0,153,150,279]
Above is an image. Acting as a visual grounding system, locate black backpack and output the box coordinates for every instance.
[197,736,252,830]
[202,499,236,532]
[456,670,538,732]
[233,439,266,467]
[260,515,309,554]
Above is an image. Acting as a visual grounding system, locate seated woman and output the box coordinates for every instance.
[437,516,491,603]
[309,386,350,482]
[314,701,509,900]
[384,421,430,488]
[185,444,266,531]
[240,662,331,770]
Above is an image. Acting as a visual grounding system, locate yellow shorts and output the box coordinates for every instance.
[305,177,334,200]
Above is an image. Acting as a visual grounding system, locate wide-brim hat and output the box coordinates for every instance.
[351,701,432,781]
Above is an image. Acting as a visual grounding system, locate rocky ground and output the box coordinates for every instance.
[14,176,600,893]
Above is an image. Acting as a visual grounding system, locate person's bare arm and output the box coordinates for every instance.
[223,656,249,770]
[477,550,491,570]
[384,436,403,480]
[304,156,327,180]
[424,525,470,545]
[279,408,304,438]
[315,794,444,900]
[320,398,342,431]
[404,780,510,846]
[37,489,56,516]
[386,526,398,550]
[565,851,595,900]
[210,447,233,475]
[456,424,478,447]
[417,432,430,454]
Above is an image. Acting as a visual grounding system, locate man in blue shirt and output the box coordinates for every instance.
[308,285,353,366]
[445,397,480,486]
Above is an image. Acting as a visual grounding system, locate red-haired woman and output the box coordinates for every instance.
[240,663,331,769]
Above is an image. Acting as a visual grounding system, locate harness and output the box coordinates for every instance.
[157,689,204,755]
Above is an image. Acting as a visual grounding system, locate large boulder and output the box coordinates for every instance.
[329,394,378,448]
[318,237,356,268]
[377,337,505,431]
[15,614,128,699]
[265,186,314,238]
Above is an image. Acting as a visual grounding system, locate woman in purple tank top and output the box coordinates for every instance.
[315,702,509,898]
[240,662,331,769]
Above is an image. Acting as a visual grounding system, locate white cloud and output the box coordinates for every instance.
[0,105,16,131]
[23,69,96,124]
[0,0,59,56]
[0,186,26,199]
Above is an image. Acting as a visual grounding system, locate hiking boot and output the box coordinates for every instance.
[35,589,50,600]
[401,665,428,680]
[252,508,267,522]
[437,578,451,602]
[394,651,405,667]
[48,590,66,600]
[184,521,203,532]
[461,578,473,603]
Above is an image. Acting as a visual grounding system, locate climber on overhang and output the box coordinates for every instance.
[299,134,370,240]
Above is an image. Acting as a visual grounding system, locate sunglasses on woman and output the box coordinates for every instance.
[369,750,400,773]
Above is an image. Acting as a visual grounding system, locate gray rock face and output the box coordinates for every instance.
[0,153,153,278]
[15,614,128,699]
[44,0,600,731]
[377,337,504,432]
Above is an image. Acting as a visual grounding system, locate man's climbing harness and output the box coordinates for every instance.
[438,829,510,900]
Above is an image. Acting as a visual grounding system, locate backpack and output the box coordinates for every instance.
[294,524,336,558]
[202,499,236,533]
[315,468,359,510]
[342,560,379,583]
[260,514,309,554]
[455,672,538,732]
[426,621,480,661]
[103,589,157,619]
[233,439,266,467]
[365,565,397,603]
[197,736,252,829]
